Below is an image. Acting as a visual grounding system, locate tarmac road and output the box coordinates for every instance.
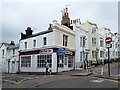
[1,61,120,89]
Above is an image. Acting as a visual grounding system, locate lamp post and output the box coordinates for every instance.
[96,48,99,65]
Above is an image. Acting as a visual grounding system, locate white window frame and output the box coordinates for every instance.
[63,35,68,46]
[100,40,103,47]
[100,51,104,58]
[33,40,36,47]
[25,42,27,49]
[92,50,96,58]
[43,37,47,45]
[21,56,31,67]
[37,55,52,68]
[92,27,96,34]
[92,38,96,46]
[13,49,15,55]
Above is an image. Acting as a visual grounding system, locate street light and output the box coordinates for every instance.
[96,48,99,65]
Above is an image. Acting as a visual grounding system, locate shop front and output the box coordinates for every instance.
[19,48,75,73]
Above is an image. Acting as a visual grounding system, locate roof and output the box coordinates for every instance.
[7,44,19,50]
[21,29,53,40]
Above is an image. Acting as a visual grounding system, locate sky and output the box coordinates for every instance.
[1,1,118,44]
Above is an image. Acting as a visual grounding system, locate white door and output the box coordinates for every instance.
[64,56,68,71]
[11,61,15,73]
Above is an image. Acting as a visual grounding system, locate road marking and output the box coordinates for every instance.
[92,76,120,83]
[90,79,104,83]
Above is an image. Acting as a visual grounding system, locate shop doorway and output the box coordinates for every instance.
[64,56,68,70]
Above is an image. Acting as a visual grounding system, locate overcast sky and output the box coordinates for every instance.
[1,2,118,44]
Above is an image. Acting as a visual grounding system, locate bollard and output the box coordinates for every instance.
[101,65,104,75]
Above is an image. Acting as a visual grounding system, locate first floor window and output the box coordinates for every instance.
[116,52,118,57]
[43,37,47,45]
[68,56,74,68]
[2,49,4,57]
[57,55,64,67]
[63,35,68,46]
[37,55,52,68]
[25,42,27,49]
[21,56,31,67]
[92,38,96,46]
[80,52,82,61]
[100,51,104,58]
[106,52,108,57]
[33,40,36,47]
[92,51,96,58]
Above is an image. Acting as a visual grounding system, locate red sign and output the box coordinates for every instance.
[105,37,112,44]
[39,49,53,53]
[65,51,73,55]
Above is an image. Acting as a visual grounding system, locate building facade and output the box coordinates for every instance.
[0,42,19,73]
[73,24,90,68]
[19,8,76,73]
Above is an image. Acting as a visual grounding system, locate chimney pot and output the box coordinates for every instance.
[71,20,72,24]
[27,27,31,30]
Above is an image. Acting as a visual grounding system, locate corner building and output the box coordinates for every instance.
[19,8,75,73]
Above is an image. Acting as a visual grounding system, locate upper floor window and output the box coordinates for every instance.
[115,43,118,48]
[92,50,96,58]
[80,37,86,47]
[100,51,104,58]
[80,37,82,46]
[63,35,68,46]
[43,37,47,45]
[92,27,96,34]
[33,40,36,47]
[2,49,4,56]
[92,38,96,46]
[13,49,15,55]
[100,40,103,47]
[25,42,27,49]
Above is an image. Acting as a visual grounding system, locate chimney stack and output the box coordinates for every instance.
[48,24,52,30]
[10,41,15,45]
[63,9,65,16]
[25,27,33,36]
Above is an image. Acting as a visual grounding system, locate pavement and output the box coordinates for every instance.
[57,61,119,81]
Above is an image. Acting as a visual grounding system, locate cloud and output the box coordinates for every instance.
[1,2,118,44]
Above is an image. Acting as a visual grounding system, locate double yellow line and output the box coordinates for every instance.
[2,77,28,84]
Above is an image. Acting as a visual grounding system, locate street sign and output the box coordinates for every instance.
[105,37,112,44]
[57,48,65,55]
[106,44,112,48]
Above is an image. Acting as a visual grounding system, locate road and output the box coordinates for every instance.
[1,61,120,89]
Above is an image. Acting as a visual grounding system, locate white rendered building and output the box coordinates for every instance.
[0,42,19,73]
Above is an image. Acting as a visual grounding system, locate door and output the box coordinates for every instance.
[64,55,68,70]
[12,61,15,73]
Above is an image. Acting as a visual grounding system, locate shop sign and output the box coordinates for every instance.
[57,48,65,55]
[39,49,53,54]
[65,51,73,55]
